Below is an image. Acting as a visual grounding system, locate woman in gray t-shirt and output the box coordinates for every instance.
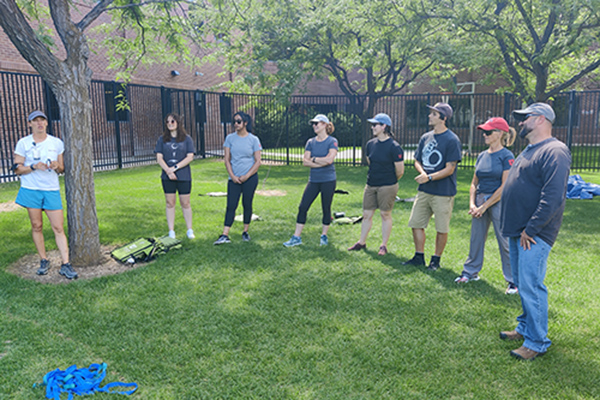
[283,114,338,247]
[455,117,517,294]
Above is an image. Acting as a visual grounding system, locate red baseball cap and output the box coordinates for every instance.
[477,117,509,133]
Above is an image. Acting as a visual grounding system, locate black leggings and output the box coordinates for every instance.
[224,173,259,227]
[296,180,336,225]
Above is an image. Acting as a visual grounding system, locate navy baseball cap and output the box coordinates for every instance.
[28,111,47,121]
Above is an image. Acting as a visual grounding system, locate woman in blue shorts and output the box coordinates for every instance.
[455,117,518,294]
[155,113,196,239]
[284,114,338,247]
[214,112,262,244]
[348,113,404,255]
[13,111,77,279]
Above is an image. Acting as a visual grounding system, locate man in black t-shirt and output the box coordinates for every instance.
[404,103,462,271]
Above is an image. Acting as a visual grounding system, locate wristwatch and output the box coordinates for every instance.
[428,174,433,181]
[30,164,36,171]
[173,164,179,170]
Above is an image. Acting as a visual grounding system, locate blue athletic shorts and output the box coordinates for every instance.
[15,188,63,210]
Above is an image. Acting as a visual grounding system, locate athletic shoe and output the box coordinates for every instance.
[213,235,231,245]
[320,235,328,246]
[378,245,388,255]
[283,235,302,247]
[454,274,480,283]
[499,330,524,341]
[426,259,440,271]
[505,283,518,295]
[242,232,251,242]
[37,259,50,275]
[168,230,176,239]
[402,255,425,266]
[186,229,195,239]
[510,346,545,361]
[59,263,78,280]
[347,242,366,251]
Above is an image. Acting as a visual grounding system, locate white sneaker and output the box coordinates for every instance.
[168,230,176,239]
[187,229,195,239]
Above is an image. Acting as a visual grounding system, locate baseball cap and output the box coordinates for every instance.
[512,102,555,124]
[367,113,392,127]
[477,117,510,133]
[309,114,330,124]
[28,111,47,121]
[427,102,453,120]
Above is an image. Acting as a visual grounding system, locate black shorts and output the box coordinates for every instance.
[161,179,192,195]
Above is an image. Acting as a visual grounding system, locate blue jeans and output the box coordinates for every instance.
[509,236,552,353]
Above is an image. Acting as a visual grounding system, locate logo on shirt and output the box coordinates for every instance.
[421,137,443,169]
[509,158,514,166]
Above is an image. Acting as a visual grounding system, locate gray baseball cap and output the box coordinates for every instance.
[309,114,330,124]
[427,103,453,120]
[27,110,47,121]
[512,102,555,124]
[367,113,392,127]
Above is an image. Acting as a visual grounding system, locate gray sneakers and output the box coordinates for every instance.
[37,259,50,275]
[59,263,78,280]
[283,235,302,247]
[214,235,231,245]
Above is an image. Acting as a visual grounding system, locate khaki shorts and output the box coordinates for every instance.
[363,183,398,212]
[408,191,455,233]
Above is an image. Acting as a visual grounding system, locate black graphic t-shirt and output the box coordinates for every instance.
[414,129,462,196]
[154,135,195,181]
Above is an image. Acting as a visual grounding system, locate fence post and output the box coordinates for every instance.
[285,105,290,166]
[112,82,123,169]
[503,92,512,121]
[566,90,575,149]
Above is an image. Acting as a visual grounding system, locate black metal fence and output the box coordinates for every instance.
[2,70,600,183]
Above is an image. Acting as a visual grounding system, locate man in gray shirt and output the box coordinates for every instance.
[499,103,571,361]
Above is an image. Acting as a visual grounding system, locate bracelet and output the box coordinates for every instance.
[312,157,316,163]
[30,164,36,171]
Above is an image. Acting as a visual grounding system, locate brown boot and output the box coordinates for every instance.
[499,330,524,341]
[510,346,546,361]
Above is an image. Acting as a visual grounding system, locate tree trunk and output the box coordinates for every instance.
[50,63,101,266]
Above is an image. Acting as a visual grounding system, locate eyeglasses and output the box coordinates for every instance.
[525,114,540,120]
[167,120,176,124]
[311,121,321,126]
[482,130,495,136]
[233,119,243,124]
[370,123,383,127]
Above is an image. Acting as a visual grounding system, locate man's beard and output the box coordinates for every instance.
[519,124,533,139]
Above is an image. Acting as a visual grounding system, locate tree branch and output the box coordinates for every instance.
[77,0,114,31]
[0,0,62,81]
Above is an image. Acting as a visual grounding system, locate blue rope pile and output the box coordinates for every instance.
[35,363,137,399]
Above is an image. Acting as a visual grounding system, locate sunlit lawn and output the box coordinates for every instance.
[1,160,599,399]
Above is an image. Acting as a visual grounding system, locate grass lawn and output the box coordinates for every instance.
[1,160,599,399]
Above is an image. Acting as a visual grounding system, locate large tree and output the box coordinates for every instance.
[193,0,443,148]
[433,0,600,102]
[0,0,194,265]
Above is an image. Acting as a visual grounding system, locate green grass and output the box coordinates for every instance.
[1,160,599,399]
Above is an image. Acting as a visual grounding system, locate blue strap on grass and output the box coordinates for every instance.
[36,363,137,399]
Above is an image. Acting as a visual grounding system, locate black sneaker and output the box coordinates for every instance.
[59,263,78,280]
[214,235,231,245]
[37,259,50,275]
[402,255,425,266]
[242,232,251,242]
[426,259,440,271]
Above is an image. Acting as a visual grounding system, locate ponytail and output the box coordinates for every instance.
[325,122,335,135]
[503,127,517,147]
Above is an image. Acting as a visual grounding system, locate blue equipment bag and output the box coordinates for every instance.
[36,363,137,399]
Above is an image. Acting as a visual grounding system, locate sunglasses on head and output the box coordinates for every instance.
[233,119,243,124]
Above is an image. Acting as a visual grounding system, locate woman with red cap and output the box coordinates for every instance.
[455,117,518,294]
